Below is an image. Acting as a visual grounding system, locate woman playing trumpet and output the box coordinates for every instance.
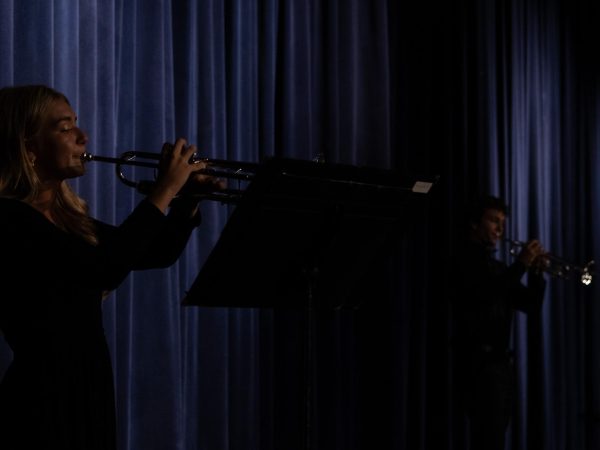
[0,85,221,450]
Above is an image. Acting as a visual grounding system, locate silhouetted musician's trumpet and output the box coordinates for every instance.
[504,238,595,285]
[82,151,258,204]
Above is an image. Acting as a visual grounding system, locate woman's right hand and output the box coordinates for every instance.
[146,138,206,213]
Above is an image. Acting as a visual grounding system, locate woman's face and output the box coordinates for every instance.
[27,98,88,183]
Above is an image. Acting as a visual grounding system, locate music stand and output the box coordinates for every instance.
[182,156,437,449]
[183,156,436,309]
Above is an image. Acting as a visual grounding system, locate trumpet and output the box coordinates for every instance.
[504,238,595,285]
[81,151,258,204]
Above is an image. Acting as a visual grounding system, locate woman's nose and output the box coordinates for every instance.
[76,127,89,145]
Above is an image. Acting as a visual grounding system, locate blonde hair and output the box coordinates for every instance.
[0,85,98,245]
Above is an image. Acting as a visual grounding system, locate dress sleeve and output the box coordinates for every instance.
[91,199,201,290]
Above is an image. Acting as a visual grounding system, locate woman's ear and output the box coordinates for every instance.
[25,149,37,167]
[24,135,40,162]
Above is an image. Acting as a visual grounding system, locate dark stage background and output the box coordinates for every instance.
[0,1,599,449]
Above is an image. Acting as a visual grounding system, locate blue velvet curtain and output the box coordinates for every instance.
[0,1,599,449]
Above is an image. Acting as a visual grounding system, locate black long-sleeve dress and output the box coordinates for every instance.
[451,240,546,450]
[0,197,200,450]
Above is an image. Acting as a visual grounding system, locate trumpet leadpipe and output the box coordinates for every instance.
[81,151,257,181]
[81,152,159,169]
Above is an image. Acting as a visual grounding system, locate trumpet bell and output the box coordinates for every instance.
[504,238,595,285]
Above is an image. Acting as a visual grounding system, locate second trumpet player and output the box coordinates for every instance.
[450,195,547,450]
